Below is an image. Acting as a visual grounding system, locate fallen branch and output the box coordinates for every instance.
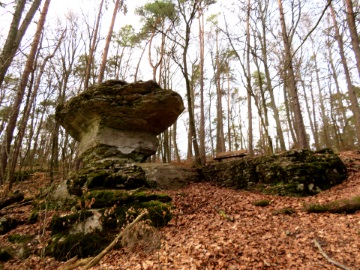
[313,239,351,270]
[58,211,147,270]
[84,210,147,269]
[59,257,92,270]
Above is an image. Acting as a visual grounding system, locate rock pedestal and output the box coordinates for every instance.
[56,80,184,163]
[47,80,184,261]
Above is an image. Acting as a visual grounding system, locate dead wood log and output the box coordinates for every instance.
[0,191,24,210]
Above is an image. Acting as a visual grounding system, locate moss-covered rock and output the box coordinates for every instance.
[0,247,13,262]
[0,217,19,235]
[67,160,152,196]
[45,230,110,261]
[202,149,347,196]
[46,198,172,260]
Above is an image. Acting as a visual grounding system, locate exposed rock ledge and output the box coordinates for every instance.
[201,149,347,196]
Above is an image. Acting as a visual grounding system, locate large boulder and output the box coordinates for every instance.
[201,149,348,196]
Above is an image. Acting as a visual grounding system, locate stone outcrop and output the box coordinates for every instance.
[202,149,348,196]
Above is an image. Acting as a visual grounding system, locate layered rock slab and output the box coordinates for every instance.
[202,149,348,196]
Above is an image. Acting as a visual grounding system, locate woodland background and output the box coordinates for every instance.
[0,0,360,189]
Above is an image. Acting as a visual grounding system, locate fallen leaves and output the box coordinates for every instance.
[0,152,360,269]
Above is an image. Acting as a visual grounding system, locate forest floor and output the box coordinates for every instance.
[0,151,360,270]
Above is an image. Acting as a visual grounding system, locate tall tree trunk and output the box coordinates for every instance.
[84,0,104,90]
[0,0,51,188]
[134,40,149,81]
[98,0,122,83]
[330,2,360,145]
[0,0,42,88]
[314,52,330,148]
[198,8,206,163]
[8,31,63,186]
[172,121,181,162]
[344,0,360,78]
[301,75,319,150]
[227,67,232,151]
[277,0,308,148]
[283,82,297,147]
[258,0,286,151]
[215,29,225,154]
[246,0,254,156]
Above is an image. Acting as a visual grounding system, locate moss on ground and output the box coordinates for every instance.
[305,196,360,214]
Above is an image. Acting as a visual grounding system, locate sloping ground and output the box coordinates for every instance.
[1,151,360,269]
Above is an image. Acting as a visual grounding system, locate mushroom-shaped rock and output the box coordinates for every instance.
[56,80,184,163]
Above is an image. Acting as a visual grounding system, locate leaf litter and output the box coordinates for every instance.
[0,151,359,269]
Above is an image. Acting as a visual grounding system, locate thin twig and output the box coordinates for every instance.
[313,239,351,270]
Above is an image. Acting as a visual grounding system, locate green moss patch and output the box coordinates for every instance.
[0,247,13,262]
[273,207,296,215]
[252,199,271,207]
[45,230,110,261]
[8,234,34,244]
[50,210,94,235]
[305,196,360,214]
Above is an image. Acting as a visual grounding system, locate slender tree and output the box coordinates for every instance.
[330,1,360,145]
[344,0,360,78]
[0,0,42,88]
[98,0,124,83]
[84,0,104,89]
[277,0,308,148]
[0,0,51,188]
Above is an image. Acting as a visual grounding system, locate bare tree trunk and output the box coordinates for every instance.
[172,122,181,162]
[246,0,254,156]
[314,52,330,148]
[301,75,319,150]
[134,40,149,81]
[8,31,64,186]
[98,0,122,83]
[215,29,225,154]
[198,8,206,163]
[84,0,104,90]
[0,0,42,88]
[258,0,286,151]
[277,0,308,148]
[0,0,51,188]
[344,0,360,78]
[330,2,360,145]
